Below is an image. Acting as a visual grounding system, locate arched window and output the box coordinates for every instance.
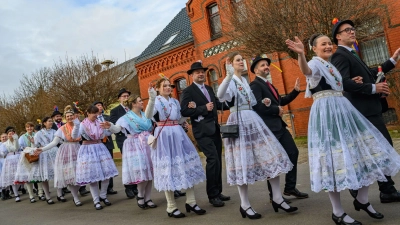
[208,69,219,93]
[175,78,187,101]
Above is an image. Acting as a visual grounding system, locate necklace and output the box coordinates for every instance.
[315,57,342,87]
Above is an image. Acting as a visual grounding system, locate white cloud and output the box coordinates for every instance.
[0,0,187,94]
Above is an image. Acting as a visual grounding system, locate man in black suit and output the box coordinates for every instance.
[180,61,230,207]
[331,19,400,203]
[249,56,308,201]
[51,110,64,130]
[51,109,90,196]
[94,101,117,195]
[109,88,138,198]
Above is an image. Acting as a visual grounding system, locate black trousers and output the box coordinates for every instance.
[268,127,299,196]
[196,131,223,199]
[366,114,396,194]
[117,141,137,191]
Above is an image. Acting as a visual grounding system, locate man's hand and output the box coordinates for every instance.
[278,106,284,117]
[391,47,400,61]
[206,102,214,111]
[294,78,300,91]
[376,82,390,95]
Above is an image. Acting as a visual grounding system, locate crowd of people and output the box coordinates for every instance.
[1,19,400,224]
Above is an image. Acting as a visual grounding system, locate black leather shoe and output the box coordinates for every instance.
[174,190,186,198]
[353,199,383,219]
[185,203,206,215]
[283,188,309,199]
[209,197,225,207]
[349,189,358,198]
[62,187,71,194]
[57,196,67,202]
[271,200,298,213]
[239,206,261,219]
[380,191,400,203]
[219,194,230,201]
[125,188,135,199]
[99,197,112,206]
[107,189,118,195]
[332,213,362,225]
[79,188,90,196]
[167,209,185,218]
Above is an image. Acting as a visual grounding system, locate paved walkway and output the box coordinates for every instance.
[1,139,400,225]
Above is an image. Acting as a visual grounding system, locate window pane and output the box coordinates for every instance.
[210,15,222,35]
[209,5,219,14]
[360,37,390,67]
[176,79,187,91]
[212,82,219,93]
[209,70,218,81]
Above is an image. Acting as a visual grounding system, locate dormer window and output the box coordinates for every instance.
[160,32,179,50]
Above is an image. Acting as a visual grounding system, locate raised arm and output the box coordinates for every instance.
[145,87,157,119]
[71,118,81,139]
[217,59,234,101]
[285,37,312,75]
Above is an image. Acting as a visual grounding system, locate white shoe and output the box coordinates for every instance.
[15,196,21,202]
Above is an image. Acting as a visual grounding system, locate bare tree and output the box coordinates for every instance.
[222,0,382,59]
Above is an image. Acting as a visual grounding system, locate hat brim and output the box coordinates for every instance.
[187,67,208,75]
[93,101,103,106]
[118,91,131,97]
[250,58,271,74]
[332,20,354,44]
[51,112,63,117]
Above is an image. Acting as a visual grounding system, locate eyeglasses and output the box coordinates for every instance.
[337,27,356,34]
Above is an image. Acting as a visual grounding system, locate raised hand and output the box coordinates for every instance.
[286,36,305,55]
[294,78,300,91]
[148,86,157,99]
[225,58,234,77]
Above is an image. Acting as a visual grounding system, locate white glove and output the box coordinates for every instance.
[149,87,157,100]
[225,63,234,79]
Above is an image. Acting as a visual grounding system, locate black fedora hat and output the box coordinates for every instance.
[250,56,271,74]
[5,126,15,134]
[118,88,131,98]
[187,61,208,75]
[92,101,103,106]
[332,19,354,45]
[51,110,63,118]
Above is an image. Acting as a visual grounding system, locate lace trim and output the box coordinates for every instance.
[312,90,343,100]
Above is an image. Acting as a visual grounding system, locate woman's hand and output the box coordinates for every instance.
[100,121,111,129]
[351,76,363,84]
[188,101,196,109]
[262,98,271,107]
[33,149,42,156]
[148,83,157,100]
[225,58,234,77]
[285,36,305,55]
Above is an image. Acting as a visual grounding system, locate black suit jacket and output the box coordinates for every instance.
[101,114,114,150]
[180,83,222,139]
[51,122,65,131]
[250,77,300,132]
[331,46,395,117]
[109,104,127,148]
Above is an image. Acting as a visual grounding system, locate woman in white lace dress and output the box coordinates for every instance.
[0,127,23,202]
[32,117,59,204]
[286,34,400,225]
[145,78,206,218]
[216,52,297,219]
[39,105,83,206]
[71,105,119,210]
[102,95,157,210]
[15,122,37,203]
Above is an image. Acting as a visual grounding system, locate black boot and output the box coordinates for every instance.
[1,189,6,200]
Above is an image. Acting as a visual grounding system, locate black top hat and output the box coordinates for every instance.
[118,88,131,98]
[250,56,271,74]
[332,19,354,45]
[187,62,208,75]
[92,101,103,106]
[5,126,15,134]
[51,111,63,118]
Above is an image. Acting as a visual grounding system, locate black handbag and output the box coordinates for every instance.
[220,82,239,139]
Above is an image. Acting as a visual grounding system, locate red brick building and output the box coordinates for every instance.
[135,0,400,137]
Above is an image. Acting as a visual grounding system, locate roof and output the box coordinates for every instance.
[136,8,193,63]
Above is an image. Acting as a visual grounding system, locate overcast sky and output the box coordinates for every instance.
[0,0,187,95]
